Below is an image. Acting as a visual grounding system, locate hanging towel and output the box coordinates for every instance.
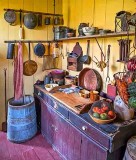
[14,43,23,100]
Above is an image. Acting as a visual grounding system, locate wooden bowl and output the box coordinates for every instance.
[89,113,116,124]
[45,84,58,92]
[88,99,116,124]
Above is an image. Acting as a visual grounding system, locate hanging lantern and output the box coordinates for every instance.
[115,11,131,32]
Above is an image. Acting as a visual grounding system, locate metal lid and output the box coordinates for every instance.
[24,13,37,29]
[4,10,16,24]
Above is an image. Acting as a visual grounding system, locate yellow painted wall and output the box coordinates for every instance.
[62,0,136,89]
[0,0,135,130]
[0,0,62,130]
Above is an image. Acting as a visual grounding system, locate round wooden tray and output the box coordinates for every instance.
[78,68,102,91]
[89,113,116,124]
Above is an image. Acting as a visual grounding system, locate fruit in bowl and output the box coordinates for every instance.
[89,100,116,124]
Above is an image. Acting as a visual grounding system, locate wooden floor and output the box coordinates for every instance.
[0,131,62,160]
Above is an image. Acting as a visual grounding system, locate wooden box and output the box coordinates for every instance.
[67,56,83,71]
[67,42,83,71]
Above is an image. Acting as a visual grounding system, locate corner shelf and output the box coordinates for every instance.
[57,31,135,41]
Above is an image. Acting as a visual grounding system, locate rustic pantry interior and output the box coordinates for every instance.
[0,0,136,159]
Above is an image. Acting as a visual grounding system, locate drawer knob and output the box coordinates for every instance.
[54,126,58,132]
[38,92,41,96]
[51,124,58,132]
[54,102,58,109]
[82,126,87,131]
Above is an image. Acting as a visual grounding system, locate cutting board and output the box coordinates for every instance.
[36,85,92,114]
[52,92,92,114]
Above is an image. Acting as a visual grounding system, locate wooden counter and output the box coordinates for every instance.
[34,84,136,160]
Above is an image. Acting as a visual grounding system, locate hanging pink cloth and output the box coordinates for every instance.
[14,43,23,100]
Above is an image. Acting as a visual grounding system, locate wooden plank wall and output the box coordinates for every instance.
[62,0,136,88]
[0,0,135,130]
[0,0,62,130]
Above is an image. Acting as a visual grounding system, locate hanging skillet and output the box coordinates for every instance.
[24,13,37,29]
[79,40,91,64]
[23,43,38,76]
[34,43,45,57]
[4,10,16,25]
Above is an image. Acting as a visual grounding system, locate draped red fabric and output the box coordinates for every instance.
[14,43,23,100]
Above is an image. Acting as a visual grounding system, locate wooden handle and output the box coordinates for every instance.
[28,42,31,60]
[19,27,24,39]
[86,40,90,56]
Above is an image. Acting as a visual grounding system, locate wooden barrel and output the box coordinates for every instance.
[7,95,37,143]
[123,136,136,160]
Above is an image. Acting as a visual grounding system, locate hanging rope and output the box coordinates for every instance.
[104,0,107,29]
[52,0,55,41]
[92,0,95,26]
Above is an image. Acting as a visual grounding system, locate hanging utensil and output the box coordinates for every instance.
[65,44,70,56]
[117,39,123,61]
[95,38,106,61]
[60,44,64,59]
[106,45,111,82]
[23,43,38,76]
[19,10,24,39]
[37,14,42,26]
[79,40,91,64]
[4,10,16,25]
[2,68,7,132]
[133,25,136,49]
[42,43,55,70]
[99,51,107,71]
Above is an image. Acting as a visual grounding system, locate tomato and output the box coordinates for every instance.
[92,107,99,113]
[100,108,105,113]
[97,108,102,114]
[102,106,109,111]
[100,113,108,120]
[108,110,115,118]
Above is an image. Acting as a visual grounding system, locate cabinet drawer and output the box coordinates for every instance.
[69,111,110,150]
[45,95,69,119]
[34,87,44,100]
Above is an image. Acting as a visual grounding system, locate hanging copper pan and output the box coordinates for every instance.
[78,67,102,92]
[23,43,38,76]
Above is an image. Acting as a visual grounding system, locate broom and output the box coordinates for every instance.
[2,68,7,132]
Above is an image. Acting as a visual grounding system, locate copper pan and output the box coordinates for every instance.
[23,42,38,76]
[78,67,102,92]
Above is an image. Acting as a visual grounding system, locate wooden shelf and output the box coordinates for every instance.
[57,31,135,41]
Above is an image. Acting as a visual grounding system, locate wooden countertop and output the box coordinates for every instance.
[35,84,93,114]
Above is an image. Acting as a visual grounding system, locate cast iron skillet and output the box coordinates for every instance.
[24,13,37,29]
[79,40,91,64]
[23,42,38,76]
[4,10,16,25]
[34,43,45,57]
